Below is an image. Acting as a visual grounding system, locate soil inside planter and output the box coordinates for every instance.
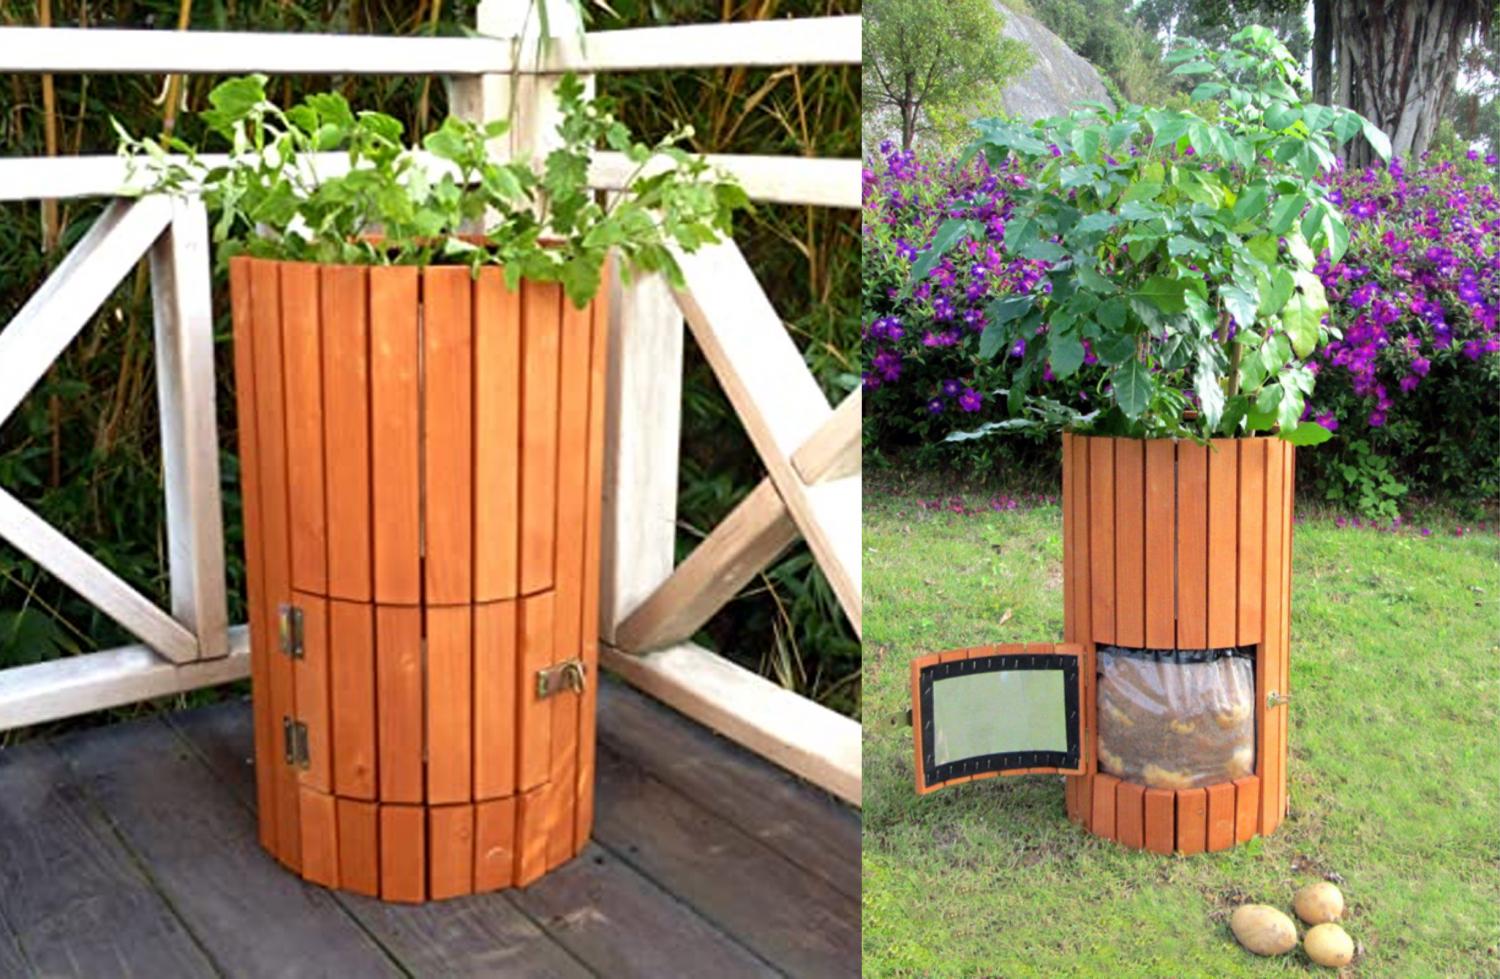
[1096,647,1255,789]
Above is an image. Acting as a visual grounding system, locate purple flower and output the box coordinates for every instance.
[941,378,961,398]
[957,387,983,412]
[1314,412,1339,431]
[1009,339,1026,358]
[926,398,944,415]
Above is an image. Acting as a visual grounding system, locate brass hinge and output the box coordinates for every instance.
[283,716,309,768]
[279,604,304,659]
[537,658,588,699]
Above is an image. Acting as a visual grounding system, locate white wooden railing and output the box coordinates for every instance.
[0,0,862,804]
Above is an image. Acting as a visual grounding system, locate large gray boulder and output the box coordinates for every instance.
[997,5,1111,121]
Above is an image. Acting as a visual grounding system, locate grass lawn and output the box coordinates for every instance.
[862,473,1500,978]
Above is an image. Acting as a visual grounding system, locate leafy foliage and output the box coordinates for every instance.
[118,73,747,308]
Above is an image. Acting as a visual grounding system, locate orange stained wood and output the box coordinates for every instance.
[379,805,426,903]
[330,600,376,800]
[376,605,423,803]
[1206,781,1236,852]
[473,268,521,602]
[1143,438,1176,649]
[319,265,372,602]
[1113,438,1145,647]
[1277,443,1295,828]
[1259,441,1286,836]
[517,592,556,792]
[422,266,475,606]
[514,786,550,887]
[1144,788,1175,855]
[280,261,328,596]
[474,797,518,892]
[228,259,276,855]
[1206,441,1238,647]
[474,600,518,800]
[335,799,379,897]
[1175,440,1209,649]
[1234,775,1261,843]
[291,592,332,793]
[1069,435,1093,643]
[1088,438,1116,644]
[429,805,477,900]
[1061,434,1076,643]
[1116,781,1146,849]
[426,605,473,804]
[1176,787,1207,855]
[248,258,301,871]
[369,266,421,605]
[519,280,562,595]
[1236,439,1267,645]
[1090,773,1120,841]
[298,788,340,889]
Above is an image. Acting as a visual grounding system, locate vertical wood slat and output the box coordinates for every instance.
[517,592,555,792]
[1113,439,1145,647]
[423,266,474,606]
[474,797,517,892]
[1236,439,1266,645]
[1091,772,1120,841]
[1143,439,1175,649]
[1234,774,1260,843]
[1176,787,1207,855]
[473,268,521,602]
[426,606,473,804]
[1061,434,1075,643]
[1143,788,1174,854]
[1175,441,1208,649]
[292,592,332,793]
[909,652,935,795]
[514,786,549,887]
[1259,441,1285,836]
[370,266,421,606]
[280,262,327,597]
[519,280,562,595]
[298,789,339,889]
[1206,781,1236,852]
[1278,443,1295,827]
[1206,442,1238,647]
[336,799,379,897]
[248,258,300,871]
[429,804,476,900]
[1088,438,1115,645]
[474,601,518,800]
[320,265,372,603]
[1117,781,1146,849]
[376,606,423,803]
[1064,435,1090,824]
[330,600,376,800]
[228,259,276,855]
[380,805,426,903]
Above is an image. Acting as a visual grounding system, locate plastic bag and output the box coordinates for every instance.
[1096,647,1255,790]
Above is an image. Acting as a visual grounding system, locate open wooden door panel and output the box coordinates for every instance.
[911,643,1087,794]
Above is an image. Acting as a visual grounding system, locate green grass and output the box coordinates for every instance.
[863,479,1500,978]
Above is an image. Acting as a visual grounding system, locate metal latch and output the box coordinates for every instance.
[537,658,588,699]
[283,716,309,768]
[1267,690,1291,709]
[279,604,304,659]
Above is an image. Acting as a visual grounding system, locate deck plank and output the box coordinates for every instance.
[510,843,778,978]
[52,716,403,979]
[594,741,858,977]
[0,740,215,978]
[597,678,859,898]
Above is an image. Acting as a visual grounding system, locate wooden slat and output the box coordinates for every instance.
[1144,787,1175,855]
[379,805,426,903]
[1114,438,1145,647]
[1088,438,1115,645]
[474,797,517,892]
[320,265,372,602]
[473,268,521,602]
[1144,438,1175,649]
[330,600,376,800]
[909,652,937,795]
[1234,775,1260,842]
[1061,434,1076,642]
[1236,439,1266,645]
[1206,441,1238,647]
[515,785,550,887]
[369,266,421,605]
[1117,781,1146,849]
[426,606,473,804]
[336,799,380,897]
[376,606,423,803]
[429,804,476,900]
[474,601,518,801]
[540,15,861,72]
[280,262,327,596]
[1090,772,1120,841]
[519,280,562,595]
[1279,443,1295,826]
[792,389,860,484]
[1206,781,1236,852]
[518,592,555,791]
[1176,787,1207,855]
[423,266,474,606]
[1260,442,1286,835]
[1175,441,1209,649]
[298,788,340,889]
[292,591,332,793]
[576,275,611,850]
[229,259,275,850]
[249,258,300,870]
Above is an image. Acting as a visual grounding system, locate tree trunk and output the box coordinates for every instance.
[1312,0,1334,106]
[901,72,916,150]
[1330,0,1481,167]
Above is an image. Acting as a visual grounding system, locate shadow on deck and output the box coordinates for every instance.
[0,677,859,978]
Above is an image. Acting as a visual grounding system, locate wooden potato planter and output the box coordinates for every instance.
[910,435,1295,855]
[229,257,609,901]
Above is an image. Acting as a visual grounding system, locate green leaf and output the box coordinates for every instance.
[1135,275,1190,313]
[1195,360,1225,432]
[1097,298,1127,332]
[1281,289,1323,358]
[1259,267,1296,316]
[1070,127,1101,161]
[1112,359,1152,419]
[1263,103,1300,130]
[1074,212,1120,235]
[1191,82,1227,101]
[909,219,973,285]
[1221,284,1258,328]
[1302,201,1350,262]
[979,296,1031,359]
[1231,183,1269,224]
[1268,193,1306,235]
[1361,118,1392,161]
[1280,421,1334,446]
[1121,180,1163,203]
[1048,331,1086,379]
[1171,60,1216,75]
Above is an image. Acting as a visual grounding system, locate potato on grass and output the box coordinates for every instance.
[1293,881,1345,924]
[1304,923,1355,968]
[1229,904,1298,956]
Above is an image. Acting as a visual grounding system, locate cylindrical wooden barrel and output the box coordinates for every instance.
[228,256,609,901]
[1059,434,1295,854]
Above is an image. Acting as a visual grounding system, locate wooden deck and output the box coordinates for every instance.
[0,677,858,978]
